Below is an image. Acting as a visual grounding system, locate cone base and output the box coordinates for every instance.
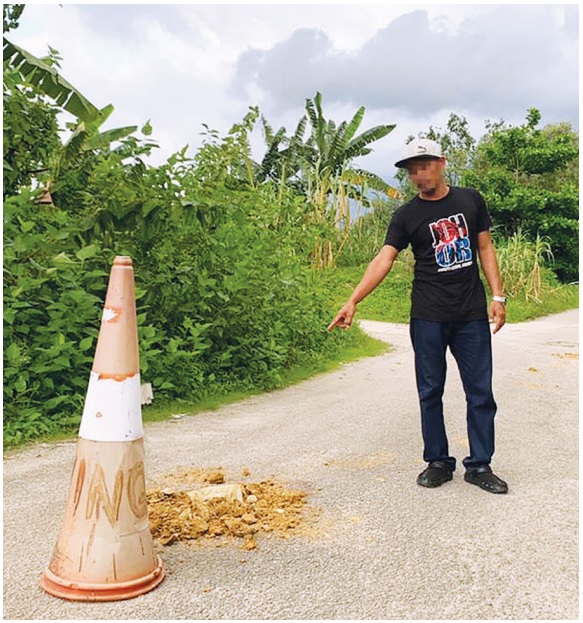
[40,556,164,602]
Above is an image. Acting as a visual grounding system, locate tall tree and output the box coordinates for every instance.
[463,108,579,282]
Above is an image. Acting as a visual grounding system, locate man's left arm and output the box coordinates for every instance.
[477,230,506,334]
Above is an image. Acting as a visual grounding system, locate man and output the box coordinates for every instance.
[328,138,508,494]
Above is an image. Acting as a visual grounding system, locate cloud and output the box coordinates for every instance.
[231,28,344,110]
[230,5,579,127]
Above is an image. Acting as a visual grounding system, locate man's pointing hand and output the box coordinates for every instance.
[327,302,356,331]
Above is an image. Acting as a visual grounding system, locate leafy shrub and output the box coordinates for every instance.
[3,173,353,446]
[125,175,350,402]
[3,193,109,444]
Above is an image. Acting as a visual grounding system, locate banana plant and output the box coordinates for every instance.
[257,93,399,210]
[255,93,399,267]
[257,115,312,194]
[303,92,398,223]
[59,104,137,168]
[37,104,139,206]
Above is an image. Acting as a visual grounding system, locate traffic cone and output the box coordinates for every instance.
[40,256,165,601]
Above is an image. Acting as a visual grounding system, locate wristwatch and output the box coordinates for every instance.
[492,295,507,305]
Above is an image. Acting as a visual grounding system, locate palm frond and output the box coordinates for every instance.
[291,116,308,144]
[305,93,328,157]
[328,121,348,171]
[314,91,324,119]
[304,97,318,129]
[261,115,276,144]
[259,127,288,180]
[84,125,138,151]
[61,121,90,164]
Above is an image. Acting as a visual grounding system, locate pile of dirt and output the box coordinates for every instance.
[147,467,308,550]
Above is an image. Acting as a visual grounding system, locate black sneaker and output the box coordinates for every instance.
[464,466,508,494]
[417,461,453,488]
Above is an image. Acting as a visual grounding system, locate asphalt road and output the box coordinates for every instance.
[3,310,579,620]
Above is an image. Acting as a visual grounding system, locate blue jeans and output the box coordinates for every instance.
[409,318,497,472]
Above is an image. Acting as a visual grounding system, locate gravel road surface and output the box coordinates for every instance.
[3,310,579,620]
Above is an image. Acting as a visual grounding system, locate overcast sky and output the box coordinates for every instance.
[9,3,579,181]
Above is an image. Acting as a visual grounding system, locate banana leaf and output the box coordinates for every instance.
[3,37,101,122]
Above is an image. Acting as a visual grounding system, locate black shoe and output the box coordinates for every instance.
[464,466,508,494]
[417,461,453,488]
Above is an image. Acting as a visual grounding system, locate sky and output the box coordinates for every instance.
[8,3,580,182]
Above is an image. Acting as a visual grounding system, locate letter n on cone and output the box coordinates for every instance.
[40,256,165,601]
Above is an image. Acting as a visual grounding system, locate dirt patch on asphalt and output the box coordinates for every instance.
[147,467,310,550]
[552,352,579,360]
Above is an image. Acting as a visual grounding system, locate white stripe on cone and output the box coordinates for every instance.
[79,372,144,442]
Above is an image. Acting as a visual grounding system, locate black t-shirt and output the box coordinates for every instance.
[384,187,491,322]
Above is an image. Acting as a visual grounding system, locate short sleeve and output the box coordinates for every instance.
[384,207,409,251]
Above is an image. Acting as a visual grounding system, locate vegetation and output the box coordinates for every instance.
[255,92,398,268]
[464,110,579,283]
[3,6,578,448]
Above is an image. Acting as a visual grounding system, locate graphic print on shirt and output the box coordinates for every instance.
[429,213,473,273]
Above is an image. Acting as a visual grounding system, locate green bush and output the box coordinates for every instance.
[126,178,351,401]
[3,180,354,446]
[3,193,109,444]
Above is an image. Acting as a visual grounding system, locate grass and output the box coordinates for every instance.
[321,256,414,324]
[504,283,579,323]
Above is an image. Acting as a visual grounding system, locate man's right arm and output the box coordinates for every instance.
[327,245,400,330]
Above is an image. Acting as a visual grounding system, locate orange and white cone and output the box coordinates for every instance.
[40,256,165,601]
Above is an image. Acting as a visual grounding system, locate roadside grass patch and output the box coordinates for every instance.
[504,284,579,323]
[5,327,388,448]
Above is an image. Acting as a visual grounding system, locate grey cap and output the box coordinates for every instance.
[394,138,443,168]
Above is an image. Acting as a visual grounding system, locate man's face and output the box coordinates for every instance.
[404,157,445,194]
